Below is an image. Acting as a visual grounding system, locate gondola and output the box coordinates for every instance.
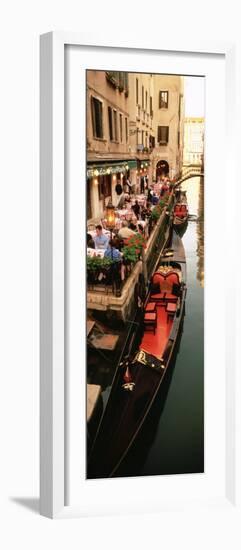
[87,229,187,479]
[173,189,189,230]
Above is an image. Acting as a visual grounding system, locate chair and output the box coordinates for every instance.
[164,272,180,303]
[149,273,166,304]
[145,302,157,313]
[166,302,177,322]
[144,311,157,334]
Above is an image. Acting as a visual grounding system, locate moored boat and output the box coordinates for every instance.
[87,229,187,479]
[173,189,189,230]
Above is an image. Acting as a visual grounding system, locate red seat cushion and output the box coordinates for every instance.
[166,272,180,285]
[144,312,157,321]
[145,302,156,312]
[150,292,165,300]
[152,273,165,285]
[166,302,177,312]
[165,293,178,301]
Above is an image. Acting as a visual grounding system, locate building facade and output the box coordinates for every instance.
[183,117,204,166]
[151,75,184,181]
[87,70,184,223]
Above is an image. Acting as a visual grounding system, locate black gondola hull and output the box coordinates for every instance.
[87,231,187,478]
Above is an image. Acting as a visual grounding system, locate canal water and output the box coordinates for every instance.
[115,175,204,478]
[87,176,204,478]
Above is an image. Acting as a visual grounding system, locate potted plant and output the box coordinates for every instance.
[87,255,113,284]
[122,233,146,267]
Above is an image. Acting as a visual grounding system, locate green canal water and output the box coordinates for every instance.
[115,176,204,478]
[87,176,204,478]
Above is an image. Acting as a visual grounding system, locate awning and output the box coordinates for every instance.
[87,159,137,178]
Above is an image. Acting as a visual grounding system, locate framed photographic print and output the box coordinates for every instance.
[40,33,240,518]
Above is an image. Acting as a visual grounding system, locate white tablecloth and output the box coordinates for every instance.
[87,248,105,258]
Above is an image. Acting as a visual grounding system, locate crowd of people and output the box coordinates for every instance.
[87,175,172,292]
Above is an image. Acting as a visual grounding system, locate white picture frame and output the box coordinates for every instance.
[40,32,240,519]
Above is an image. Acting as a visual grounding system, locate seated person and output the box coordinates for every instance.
[104,240,122,262]
[93,224,109,249]
[137,223,144,234]
[118,220,136,239]
[104,240,125,281]
[87,232,95,249]
[111,235,122,250]
[141,202,152,220]
[129,222,137,232]
[151,194,159,205]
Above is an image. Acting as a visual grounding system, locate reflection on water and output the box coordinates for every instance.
[197,177,204,287]
[183,176,204,287]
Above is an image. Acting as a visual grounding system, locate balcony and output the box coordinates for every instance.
[136,145,151,154]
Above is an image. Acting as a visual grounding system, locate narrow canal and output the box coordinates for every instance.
[87,176,204,478]
[115,175,204,478]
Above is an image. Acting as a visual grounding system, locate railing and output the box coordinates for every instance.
[87,194,174,298]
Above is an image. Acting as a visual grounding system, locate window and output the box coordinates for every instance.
[125,117,128,143]
[159,91,169,109]
[150,96,153,117]
[98,175,112,199]
[142,85,144,108]
[119,114,123,142]
[157,126,169,144]
[91,96,103,139]
[136,78,139,104]
[113,110,118,141]
[108,106,113,141]
[178,94,182,119]
[145,91,148,111]
[108,107,118,141]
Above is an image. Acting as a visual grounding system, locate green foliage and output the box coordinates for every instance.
[86,255,113,272]
[122,233,146,264]
[150,206,161,221]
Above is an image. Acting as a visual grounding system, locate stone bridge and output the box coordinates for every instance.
[175,166,204,187]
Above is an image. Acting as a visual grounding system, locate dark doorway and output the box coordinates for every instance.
[156,160,169,180]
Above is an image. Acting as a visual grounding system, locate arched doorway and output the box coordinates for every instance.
[156,160,169,180]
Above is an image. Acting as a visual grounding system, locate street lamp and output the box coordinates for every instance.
[105,200,116,293]
[105,200,116,232]
[105,200,116,260]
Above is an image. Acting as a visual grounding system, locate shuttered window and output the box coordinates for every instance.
[113,110,118,141]
[136,78,139,104]
[108,106,113,141]
[125,117,128,143]
[159,91,169,109]
[157,126,169,144]
[91,96,103,138]
[119,113,123,142]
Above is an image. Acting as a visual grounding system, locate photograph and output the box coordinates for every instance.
[86,69,204,480]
